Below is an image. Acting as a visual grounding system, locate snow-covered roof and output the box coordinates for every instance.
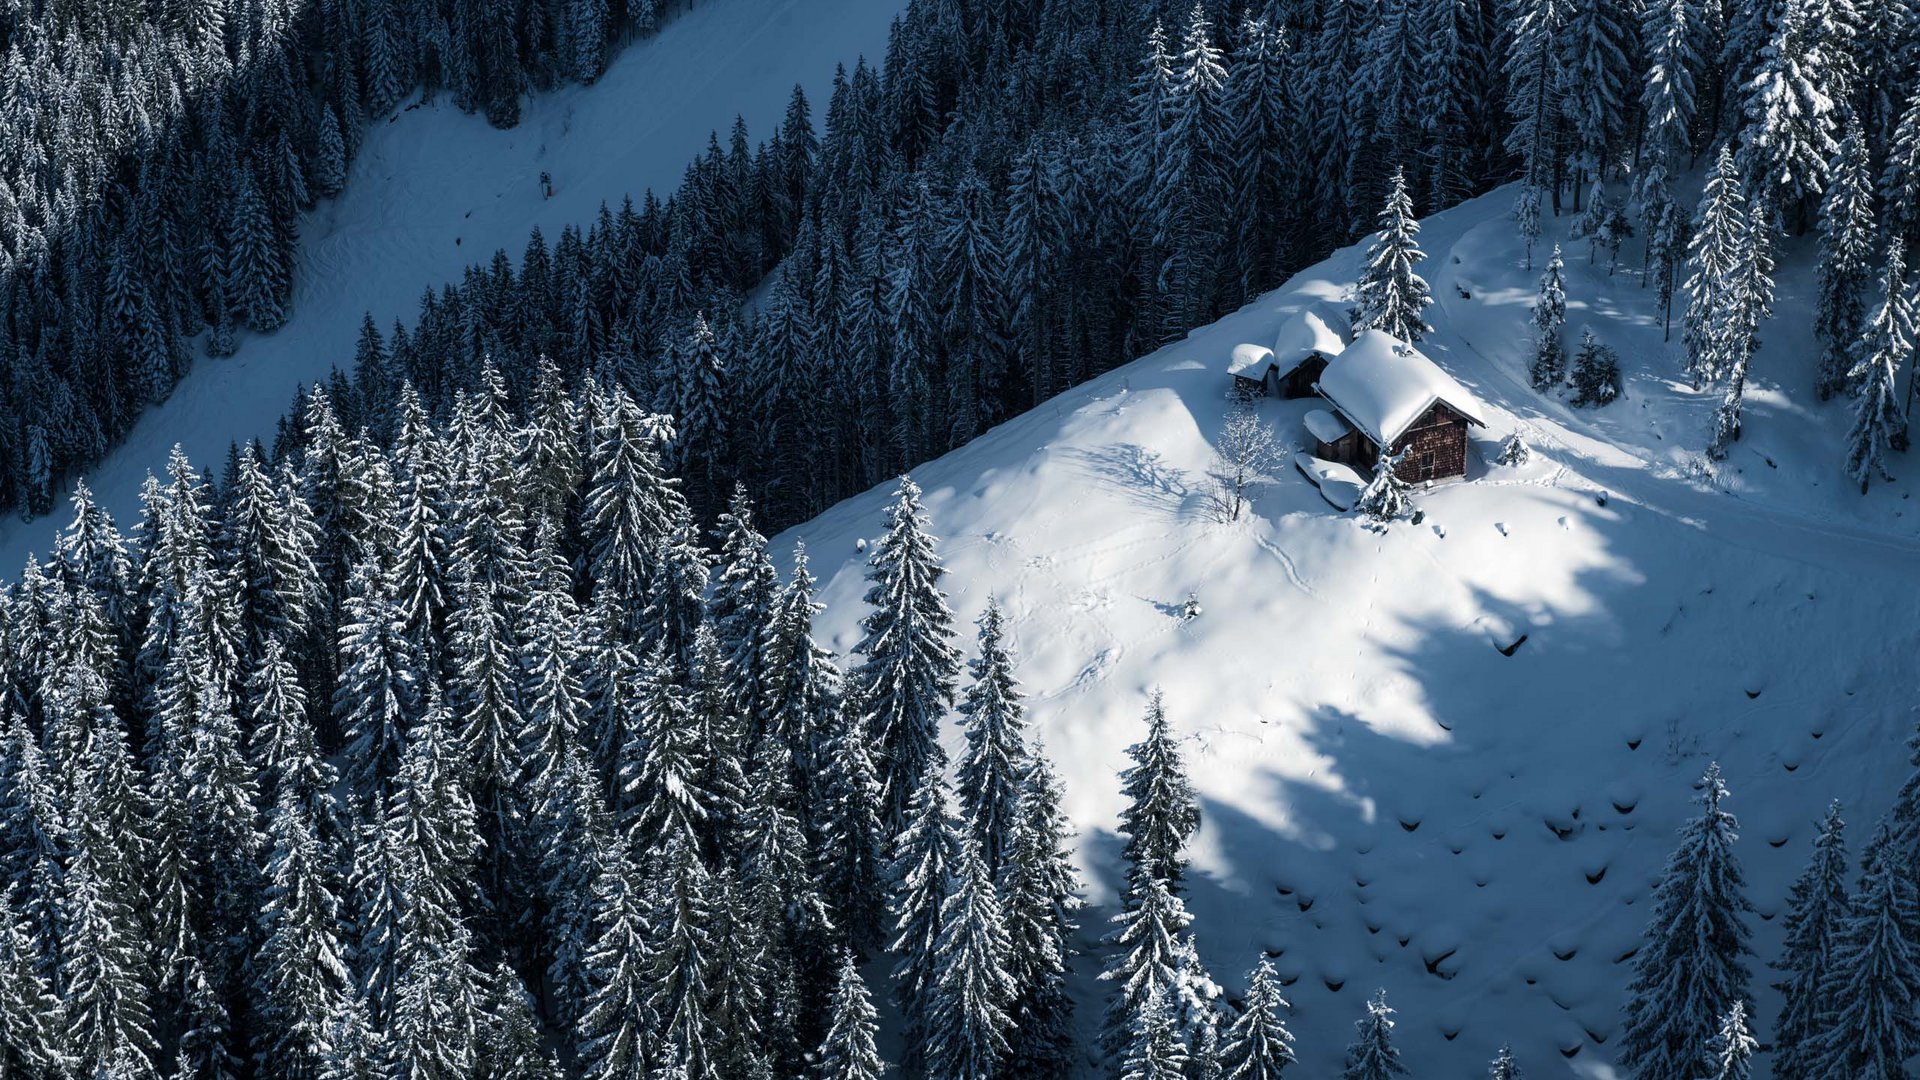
[1227,342,1276,378]
[1314,329,1486,446]
[1303,408,1351,446]
[1271,306,1348,376]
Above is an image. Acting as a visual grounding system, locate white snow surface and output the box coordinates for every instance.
[776,186,1920,1078]
[0,0,905,570]
[1318,328,1488,445]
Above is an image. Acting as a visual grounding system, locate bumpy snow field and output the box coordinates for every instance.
[779,187,1920,1078]
[0,0,905,570]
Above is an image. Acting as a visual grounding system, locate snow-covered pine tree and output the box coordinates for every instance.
[1218,958,1295,1080]
[1119,690,1201,890]
[997,750,1081,1080]
[1515,184,1545,271]
[1504,0,1568,202]
[1569,328,1624,406]
[1497,431,1533,466]
[335,559,418,811]
[478,963,564,1080]
[759,541,840,817]
[1809,821,1920,1080]
[1771,802,1849,1080]
[646,834,723,1080]
[0,885,64,1078]
[1708,208,1777,458]
[1488,1044,1522,1080]
[1683,148,1752,389]
[1100,873,1194,1054]
[1224,11,1294,301]
[1702,1001,1756,1080]
[816,687,889,953]
[575,849,652,1080]
[924,836,1016,1080]
[709,484,780,734]
[1637,0,1700,188]
[957,599,1030,878]
[1617,763,1754,1080]
[1737,0,1844,229]
[254,790,352,1077]
[247,637,335,816]
[853,475,962,834]
[1531,245,1568,390]
[888,763,962,1073]
[1352,169,1433,342]
[1556,0,1633,188]
[1815,119,1877,400]
[815,953,887,1080]
[1342,990,1407,1080]
[1356,447,1414,521]
[1121,984,1192,1080]
[1845,243,1914,492]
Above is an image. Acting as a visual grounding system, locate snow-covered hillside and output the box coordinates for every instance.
[0,0,904,571]
[778,186,1920,1078]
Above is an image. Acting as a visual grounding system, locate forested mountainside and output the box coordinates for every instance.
[2,0,1920,1068]
[0,0,735,520]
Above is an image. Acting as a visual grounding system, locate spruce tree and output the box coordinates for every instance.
[997,752,1081,1080]
[1121,985,1191,1080]
[924,837,1016,1080]
[1530,245,1568,390]
[254,791,352,1078]
[1352,169,1433,342]
[853,476,962,834]
[957,599,1029,878]
[1809,821,1920,1080]
[1101,874,1194,1054]
[576,851,652,1080]
[1737,0,1843,228]
[1683,149,1753,389]
[1219,958,1295,1080]
[1568,328,1624,407]
[814,953,886,1080]
[1488,1044,1522,1080]
[1119,691,1201,891]
[1815,120,1877,400]
[888,764,962,1071]
[1342,990,1407,1080]
[1772,805,1849,1080]
[816,690,889,954]
[1846,244,1914,492]
[1617,764,1754,1080]
[1702,1002,1755,1080]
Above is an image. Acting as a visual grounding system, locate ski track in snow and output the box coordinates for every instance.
[0,0,905,572]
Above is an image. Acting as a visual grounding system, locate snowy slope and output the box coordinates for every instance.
[0,0,905,570]
[777,187,1920,1078]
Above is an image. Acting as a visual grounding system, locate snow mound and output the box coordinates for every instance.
[777,185,1920,1077]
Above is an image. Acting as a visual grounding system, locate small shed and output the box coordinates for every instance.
[1227,343,1279,397]
[1313,330,1487,483]
[1270,307,1349,398]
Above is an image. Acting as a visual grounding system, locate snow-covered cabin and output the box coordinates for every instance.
[1269,306,1349,398]
[1311,329,1486,483]
[1227,343,1278,397]
[1226,305,1348,398]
